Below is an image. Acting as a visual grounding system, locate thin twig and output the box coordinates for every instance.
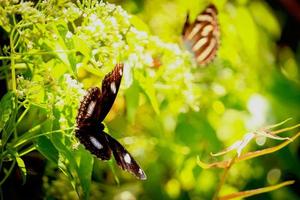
[213,155,237,200]
[198,131,300,169]
[219,180,295,200]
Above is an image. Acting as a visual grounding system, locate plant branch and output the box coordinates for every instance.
[212,156,237,200]
[198,131,300,169]
[219,180,295,200]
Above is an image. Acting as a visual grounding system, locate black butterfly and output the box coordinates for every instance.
[182,4,220,66]
[75,64,146,180]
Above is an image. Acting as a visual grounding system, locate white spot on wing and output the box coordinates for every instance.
[138,168,143,174]
[90,136,103,149]
[124,153,131,164]
[119,69,123,76]
[87,101,96,116]
[110,82,116,94]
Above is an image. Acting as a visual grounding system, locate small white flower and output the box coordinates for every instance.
[109,17,117,27]
[89,14,98,21]
[144,53,153,66]
[65,31,72,39]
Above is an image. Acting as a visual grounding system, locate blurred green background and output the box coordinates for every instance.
[1,0,300,199]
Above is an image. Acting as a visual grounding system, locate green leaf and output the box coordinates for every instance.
[57,24,77,74]
[35,136,59,164]
[16,156,27,185]
[0,6,11,32]
[235,6,258,59]
[142,83,160,114]
[76,147,94,200]
[73,35,91,58]
[249,1,281,38]
[135,72,160,114]
[50,117,93,200]
[0,92,13,132]
[129,15,150,33]
[125,80,140,122]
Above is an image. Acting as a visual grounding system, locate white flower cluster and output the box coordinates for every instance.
[13,0,201,119]
[55,74,85,109]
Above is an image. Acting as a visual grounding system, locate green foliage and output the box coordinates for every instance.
[0,0,299,199]
[0,92,13,132]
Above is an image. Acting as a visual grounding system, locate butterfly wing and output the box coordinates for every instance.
[75,63,146,179]
[104,132,147,180]
[75,127,112,160]
[182,4,219,66]
[76,63,123,124]
[98,63,124,122]
[76,87,102,126]
[76,87,112,160]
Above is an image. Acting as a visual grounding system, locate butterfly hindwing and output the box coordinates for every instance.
[75,125,112,160]
[182,4,219,66]
[104,132,147,180]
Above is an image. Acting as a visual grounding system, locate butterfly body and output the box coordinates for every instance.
[182,4,219,66]
[75,64,146,180]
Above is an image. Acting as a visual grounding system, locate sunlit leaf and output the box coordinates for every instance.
[57,24,77,74]
[130,15,150,33]
[136,72,160,114]
[16,156,27,185]
[76,147,94,200]
[73,35,91,59]
[249,1,281,38]
[35,136,59,164]
[125,80,140,122]
[0,92,13,132]
[235,6,258,59]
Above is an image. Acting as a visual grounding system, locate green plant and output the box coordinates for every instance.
[0,0,201,199]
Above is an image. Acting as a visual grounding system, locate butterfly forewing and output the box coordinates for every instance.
[104,132,147,180]
[98,63,124,122]
[76,87,112,160]
[76,87,102,127]
[182,4,219,66]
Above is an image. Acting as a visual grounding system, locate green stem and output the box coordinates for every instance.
[11,123,43,148]
[13,127,74,148]
[8,21,34,91]
[108,160,120,185]
[19,145,36,157]
[0,56,13,60]
[10,29,17,92]
[16,104,31,126]
[17,49,77,56]
[0,160,16,186]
